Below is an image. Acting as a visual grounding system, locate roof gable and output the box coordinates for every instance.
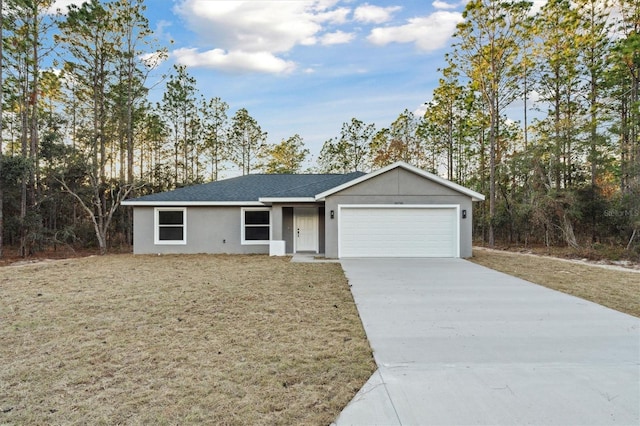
[315,162,485,201]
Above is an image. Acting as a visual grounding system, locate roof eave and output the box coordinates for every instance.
[258,197,318,203]
[121,200,265,207]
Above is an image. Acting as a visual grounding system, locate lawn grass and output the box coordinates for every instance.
[0,254,375,425]
[470,248,640,317]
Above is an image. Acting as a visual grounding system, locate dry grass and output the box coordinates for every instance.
[471,248,640,317]
[0,254,375,425]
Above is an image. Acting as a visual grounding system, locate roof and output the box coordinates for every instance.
[315,161,486,202]
[122,162,485,206]
[122,172,365,206]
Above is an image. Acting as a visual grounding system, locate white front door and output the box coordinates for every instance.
[294,207,318,252]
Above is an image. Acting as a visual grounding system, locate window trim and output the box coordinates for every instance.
[154,207,187,245]
[241,207,271,245]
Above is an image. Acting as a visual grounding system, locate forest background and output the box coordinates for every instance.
[0,0,638,259]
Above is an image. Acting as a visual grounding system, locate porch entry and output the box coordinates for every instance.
[294,207,318,253]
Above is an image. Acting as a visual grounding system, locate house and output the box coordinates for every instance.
[122,161,485,258]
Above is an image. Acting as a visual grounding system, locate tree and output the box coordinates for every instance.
[611,0,640,193]
[575,0,613,187]
[0,0,4,257]
[419,66,474,181]
[55,0,141,254]
[450,0,532,247]
[110,0,164,185]
[532,0,582,190]
[227,108,266,175]
[370,109,423,169]
[318,118,375,173]
[137,106,169,187]
[259,134,309,174]
[3,0,58,255]
[201,96,228,181]
[161,65,198,185]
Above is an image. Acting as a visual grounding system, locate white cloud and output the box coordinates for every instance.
[154,20,173,42]
[432,1,457,10]
[367,11,463,52]
[414,103,428,117]
[46,0,85,14]
[173,48,296,74]
[529,0,547,15]
[354,3,402,24]
[315,7,352,24]
[528,89,541,104]
[140,51,168,70]
[173,0,356,74]
[321,30,355,45]
[175,1,321,53]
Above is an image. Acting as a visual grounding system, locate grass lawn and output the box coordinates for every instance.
[471,248,640,318]
[0,254,375,425]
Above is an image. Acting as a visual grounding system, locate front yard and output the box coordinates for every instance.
[0,254,375,425]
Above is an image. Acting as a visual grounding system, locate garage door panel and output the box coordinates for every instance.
[339,206,458,258]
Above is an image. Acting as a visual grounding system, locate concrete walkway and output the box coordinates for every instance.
[335,258,640,425]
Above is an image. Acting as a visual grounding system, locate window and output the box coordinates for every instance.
[155,208,186,244]
[242,208,270,244]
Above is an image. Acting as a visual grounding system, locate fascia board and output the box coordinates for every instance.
[121,200,265,207]
[258,197,317,203]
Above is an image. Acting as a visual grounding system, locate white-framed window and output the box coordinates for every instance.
[241,207,271,245]
[154,207,187,245]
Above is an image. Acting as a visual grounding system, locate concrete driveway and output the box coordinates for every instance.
[334,258,640,425]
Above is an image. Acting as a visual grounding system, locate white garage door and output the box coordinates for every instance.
[339,205,459,258]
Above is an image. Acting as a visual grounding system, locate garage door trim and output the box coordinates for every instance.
[338,204,460,258]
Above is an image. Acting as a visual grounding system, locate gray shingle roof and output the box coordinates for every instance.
[126,172,365,203]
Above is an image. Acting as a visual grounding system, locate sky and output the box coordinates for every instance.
[52,0,471,166]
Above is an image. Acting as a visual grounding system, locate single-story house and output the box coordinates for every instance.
[122,161,485,258]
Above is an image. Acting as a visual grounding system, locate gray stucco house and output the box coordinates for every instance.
[122,161,485,258]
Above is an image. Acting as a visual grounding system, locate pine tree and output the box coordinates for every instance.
[228,108,267,175]
[259,134,309,174]
[450,0,532,247]
[532,0,582,190]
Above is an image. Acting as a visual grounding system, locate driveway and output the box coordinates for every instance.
[335,258,640,425]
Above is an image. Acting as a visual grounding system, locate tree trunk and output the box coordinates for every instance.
[590,71,598,187]
[562,213,579,249]
[0,0,4,258]
[29,11,39,209]
[488,92,497,248]
[20,74,28,257]
[126,33,135,186]
[627,229,637,251]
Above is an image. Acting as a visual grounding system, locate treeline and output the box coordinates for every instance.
[0,0,638,258]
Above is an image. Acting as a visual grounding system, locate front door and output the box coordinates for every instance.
[294,207,318,252]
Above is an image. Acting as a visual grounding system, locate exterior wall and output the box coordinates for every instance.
[324,168,475,258]
[319,207,326,253]
[271,204,283,241]
[132,206,270,254]
[282,207,294,253]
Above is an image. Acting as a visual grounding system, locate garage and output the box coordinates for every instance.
[338,205,459,258]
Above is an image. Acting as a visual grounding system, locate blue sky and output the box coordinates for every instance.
[54,0,469,165]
